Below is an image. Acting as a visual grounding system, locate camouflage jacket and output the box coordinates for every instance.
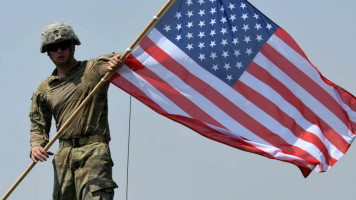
[29,54,117,148]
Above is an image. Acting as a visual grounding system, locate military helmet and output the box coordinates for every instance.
[40,22,81,53]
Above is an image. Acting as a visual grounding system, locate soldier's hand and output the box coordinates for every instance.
[31,146,54,163]
[108,54,124,72]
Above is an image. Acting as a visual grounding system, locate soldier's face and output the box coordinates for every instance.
[48,45,73,64]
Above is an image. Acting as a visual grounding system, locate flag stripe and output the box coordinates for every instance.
[246,61,350,155]
[110,63,184,116]
[139,33,323,166]
[239,69,341,156]
[114,60,315,176]
[273,28,308,61]
[118,54,313,172]
[272,31,356,118]
[234,77,336,167]
[254,51,353,145]
[267,34,353,133]
[128,50,225,129]
[143,30,278,146]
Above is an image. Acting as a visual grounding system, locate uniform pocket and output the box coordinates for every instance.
[88,179,118,193]
[85,179,118,199]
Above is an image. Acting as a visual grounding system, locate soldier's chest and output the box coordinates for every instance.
[47,66,99,115]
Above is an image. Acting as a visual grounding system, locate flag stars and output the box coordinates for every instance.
[222,51,229,58]
[198,42,205,49]
[236,61,243,69]
[175,12,182,19]
[221,39,228,46]
[241,13,248,20]
[232,38,239,45]
[246,48,253,55]
[198,0,205,5]
[156,0,277,85]
[198,21,205,27]
[163,25,171,32]
[210,19,217,26]
[244,36,251,43]
[220,28,228,35]
[242,24,249,31]
[232,26,238,33]
[228,3,236,10]
[198,31,205,38]
[198,10,206,16]
[186,22,194,28]
[254,23,262,30]
[209,40,216,48]
[220,17,227,24]
[198,54,206,61]
[186,11,193,18]
[210,29,216,36]
[186,0,193,6]
[175,35,182,41]
[234,50,241,57]
[224,63,231,70]
[186,44,193,51]
[210,52,217,59]
[186,32,193,39]
[210,8,217,15]
[230,14,237,22]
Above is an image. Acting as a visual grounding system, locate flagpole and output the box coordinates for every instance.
[1,0,175,199]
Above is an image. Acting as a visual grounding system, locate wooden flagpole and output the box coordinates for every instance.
[1,0,175,199]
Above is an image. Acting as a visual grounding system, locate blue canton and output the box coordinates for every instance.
[155,0,278,86]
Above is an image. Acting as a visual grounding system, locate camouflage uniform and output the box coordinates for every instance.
[30,53,118,199]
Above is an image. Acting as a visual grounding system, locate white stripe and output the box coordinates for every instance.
[268,35,355,136]
[118,64,189,117]
[145,29,323,164]
[240,70,344,161]
[131,45,275,147]
[254,52,353,144]
[120,61,317,169]
[342,101,356,124]
[208,124,317,171]
[268,35,345,105]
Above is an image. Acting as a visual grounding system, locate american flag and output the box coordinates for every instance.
[109,0,356,177]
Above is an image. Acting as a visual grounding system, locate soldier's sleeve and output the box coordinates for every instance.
[89,53,119,77]
[29,87,52,148]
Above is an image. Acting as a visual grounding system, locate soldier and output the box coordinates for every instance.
[29,22,123,200]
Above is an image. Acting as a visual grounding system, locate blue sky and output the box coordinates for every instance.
[1,0,355,199]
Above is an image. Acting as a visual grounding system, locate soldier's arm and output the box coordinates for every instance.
[29,87,53,162]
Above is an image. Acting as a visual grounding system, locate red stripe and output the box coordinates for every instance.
[234,78,336,166]
[139,36,321,166]
[124,53,224,128]
[109,71,167,114]
[110,72,313,176]
[274,28,309,61]
[260,43,352,132]
[110,67,314,176]
[246,62,350,154]
[275,28,356,116]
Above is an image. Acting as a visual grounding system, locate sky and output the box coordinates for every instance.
[0,0,356,200]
